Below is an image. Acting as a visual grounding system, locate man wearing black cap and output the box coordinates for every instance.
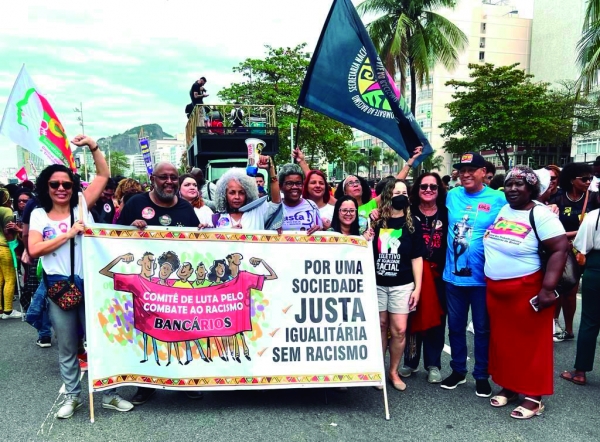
[440,152,506,398]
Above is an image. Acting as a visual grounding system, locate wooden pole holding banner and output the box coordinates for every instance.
[382,382,391,420]
[89,393,95,423]
[78,193,95,423]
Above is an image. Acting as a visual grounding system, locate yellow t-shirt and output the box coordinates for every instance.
[0,206,13,247]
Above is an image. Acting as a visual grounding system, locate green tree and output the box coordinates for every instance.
[421,152,444,172]
[107,151,130,177]
[440,63,565,170]
[577,0,600,94]
[383,149,400,174]
[358,0,468,115]
[218,44,353,166]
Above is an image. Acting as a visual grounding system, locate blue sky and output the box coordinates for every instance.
[0,0,533,168]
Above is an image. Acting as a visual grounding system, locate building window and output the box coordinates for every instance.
[481,22,486,33]
[479,51,485,62]
[418,89,433,100]
[418,103,432,115]
[418,119,432,128]
[480,37,485,48]
[577,139,599,155]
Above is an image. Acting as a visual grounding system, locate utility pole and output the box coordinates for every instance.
[73,102,86,180]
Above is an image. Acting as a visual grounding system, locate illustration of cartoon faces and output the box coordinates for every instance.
[207,259,231,284]
[177,262,194,282]
[137,252,156,280]
[157,251,181,285]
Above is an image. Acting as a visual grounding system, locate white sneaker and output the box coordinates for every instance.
[398,366,419,377]
[467,321,474,334]
[2,310,22,319]
[427,367,442,384]
[102,392,134,412]
[56,395,83,419]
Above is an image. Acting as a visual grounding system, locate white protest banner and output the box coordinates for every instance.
[83,227,386,404]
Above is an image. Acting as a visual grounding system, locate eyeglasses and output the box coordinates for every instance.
[419,184,439,191]
[550,176,558,181]
[283,181,303,188]
[339,208,356,215]
[17,199,29,203]
[48,181,73,190]
[153,174,179,182]
[576,176,593,183]
[345,180,360,187]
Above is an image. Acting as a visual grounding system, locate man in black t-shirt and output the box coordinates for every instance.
[92,178,116,224]
[115,162,201,405]
[189,77,208,106]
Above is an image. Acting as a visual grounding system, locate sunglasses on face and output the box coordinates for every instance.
[576,176,592,183]
[48,181,73,190]
[153,174,179,182]
[550,176,557,181]
[419,184,439,191]
[18,199,29,203]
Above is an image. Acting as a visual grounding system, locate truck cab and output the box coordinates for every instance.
[185,104,279,182]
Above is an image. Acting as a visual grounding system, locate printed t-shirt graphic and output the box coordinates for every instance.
[112,271,265,342]
[443,186,506,286]
[282,199,322,231]
[483,205,565,280]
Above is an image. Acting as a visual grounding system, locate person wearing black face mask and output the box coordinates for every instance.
[372,179,425,392]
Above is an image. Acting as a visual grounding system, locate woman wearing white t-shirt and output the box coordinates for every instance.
[278,163,322,234]
[483,166,568,420]
[29,135,133,419]
[301,170,335,230]
[213,156,281,230]
[178,174,214,226]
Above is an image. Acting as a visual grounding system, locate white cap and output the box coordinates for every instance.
[535,168,551,196]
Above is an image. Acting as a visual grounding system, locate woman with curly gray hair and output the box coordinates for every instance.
[483,165,568,419]
[278,163,322,234]
[213,155,280,230]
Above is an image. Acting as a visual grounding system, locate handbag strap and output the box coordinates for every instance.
[529,205,542,245]
[580,191,590,226]
[69,206,75,282]
[426,211,439,258]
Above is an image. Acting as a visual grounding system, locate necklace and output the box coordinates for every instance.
[419,204,437,216]
[566,192,584,203]
[231,215,242,229]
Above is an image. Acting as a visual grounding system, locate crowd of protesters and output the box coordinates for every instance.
[2,138,600,422]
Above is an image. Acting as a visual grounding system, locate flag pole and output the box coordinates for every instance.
[294,107,303,150]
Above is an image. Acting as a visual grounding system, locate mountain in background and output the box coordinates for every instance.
[73,124,173,155]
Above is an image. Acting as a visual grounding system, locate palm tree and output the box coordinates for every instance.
[577,0,600,94]
[383,149,399,174]
[357,0,468,115]
[421,152,445,173]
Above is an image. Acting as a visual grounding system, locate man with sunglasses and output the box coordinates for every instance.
[116,162,203,405]
[441,153,506,398]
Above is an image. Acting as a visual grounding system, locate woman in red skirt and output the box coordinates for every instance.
[483,166,568,419]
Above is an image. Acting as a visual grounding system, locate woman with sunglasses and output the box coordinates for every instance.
[398,173,448,384]
[549,163,600,342]
[372,179,425,391]
[28,135,133,419]
[178,173,214,226]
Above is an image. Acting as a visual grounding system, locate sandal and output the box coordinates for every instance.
[490,392,519,408]
[511,397,544,419]
[560,370,586,386]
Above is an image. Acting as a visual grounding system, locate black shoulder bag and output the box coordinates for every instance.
[529,205,580,295]
[44,206,83,310]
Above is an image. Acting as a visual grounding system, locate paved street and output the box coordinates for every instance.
[2,295,600,442]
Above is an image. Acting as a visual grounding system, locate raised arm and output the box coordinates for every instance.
[99,253,134,279]
[293,147,311,176]
[71,135,109,209]
[396,146,423,180]
[259,155,280,204]
[249,257,278,280]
